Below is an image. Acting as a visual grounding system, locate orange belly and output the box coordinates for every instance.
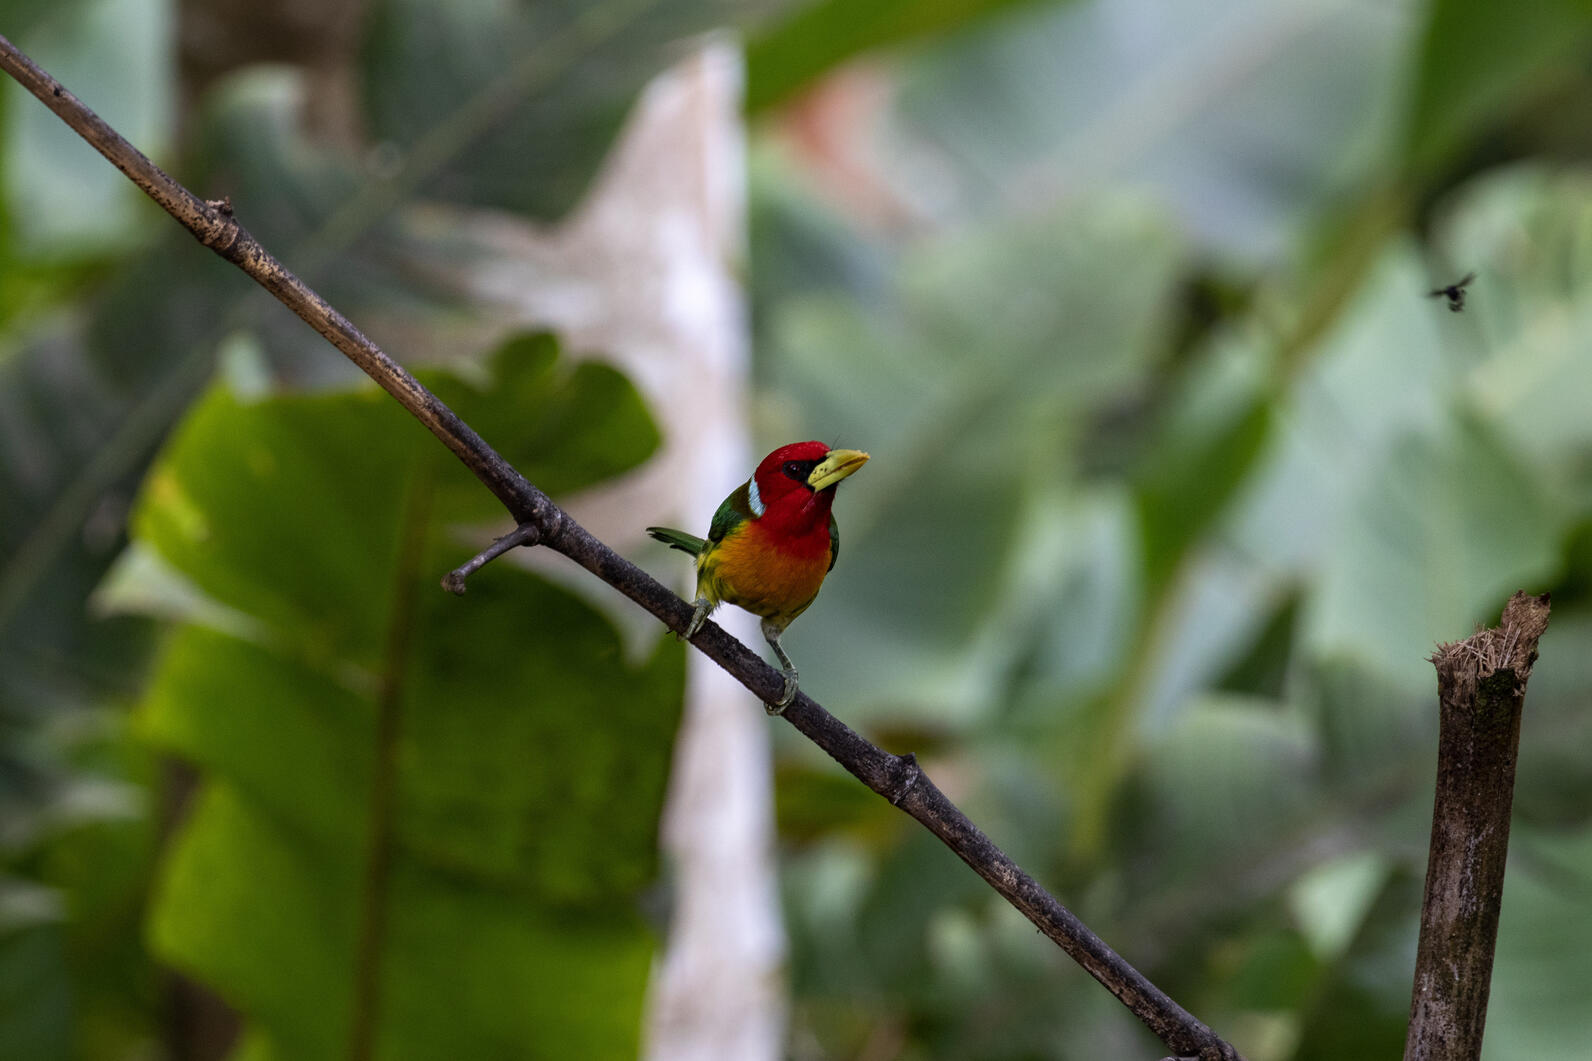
[696,523,831,631]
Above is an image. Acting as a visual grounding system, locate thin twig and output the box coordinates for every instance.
[0,34,1244,1061]
[443,524,541,594]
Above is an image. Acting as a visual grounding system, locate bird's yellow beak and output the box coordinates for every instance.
[807,449,869,491]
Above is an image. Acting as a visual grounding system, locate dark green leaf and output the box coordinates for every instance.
[1403,0,1592,173]
[745,0,1049,112]
[0,921,70,1061]
[1133,339,1273,596]
[1291,868,1422,1061]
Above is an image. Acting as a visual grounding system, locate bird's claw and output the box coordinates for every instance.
[765,669,799,715]
[681,598,710,641]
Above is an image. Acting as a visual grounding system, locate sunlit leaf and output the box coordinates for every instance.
[134,336,677,1058]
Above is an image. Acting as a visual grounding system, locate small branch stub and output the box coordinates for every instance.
[442,524,540,594]
[1405,590,1550,1061]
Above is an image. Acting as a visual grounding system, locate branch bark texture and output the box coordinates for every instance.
[1404,590,1551,1061]
[0,33,1243,1061]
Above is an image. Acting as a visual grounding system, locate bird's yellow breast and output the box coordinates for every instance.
[696,521,832,631]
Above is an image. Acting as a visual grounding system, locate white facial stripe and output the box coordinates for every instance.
[747,476,765,517]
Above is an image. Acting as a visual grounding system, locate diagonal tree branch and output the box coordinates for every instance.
[0,34,1243,1061]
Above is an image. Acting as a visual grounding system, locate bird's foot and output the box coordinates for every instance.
[765,668,799,716]
[681,598,710,641]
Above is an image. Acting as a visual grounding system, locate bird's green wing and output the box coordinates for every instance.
[828,513,840,572]
[646,526,707,556]
[708,482,754,543]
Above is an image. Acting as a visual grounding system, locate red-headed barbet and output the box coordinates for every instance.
[647,441,869,713]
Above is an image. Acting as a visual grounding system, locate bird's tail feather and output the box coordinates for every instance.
[646,526,707,556]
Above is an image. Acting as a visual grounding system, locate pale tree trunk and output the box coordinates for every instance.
[438,40,786,1061]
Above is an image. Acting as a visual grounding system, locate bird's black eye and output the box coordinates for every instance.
[782,459,819,483]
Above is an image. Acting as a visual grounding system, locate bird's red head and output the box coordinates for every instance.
[751,441,831,509]
[748,441,870,524]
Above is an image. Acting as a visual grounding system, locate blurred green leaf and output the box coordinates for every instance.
[773,762,893,845]
[1440,166,1592,474]
[745,0,1049,112]
[1403,0,1592,174]
[1484,824,1592,1061]
[188,68,471,387]
[1133,331,1274,596]
[361,0,794,219]
[1231,241,1564,689]
[853,830,988,995]
[0,314,182,1061]
[0,921,70,1061]
[767,195,1184,718]
[428,333,662,505]
[133,334,678,1058]
[1311,409,1560,679]
[1288,852,1394,965]
[1512,613,1592,830]
[890,0,1411,261]
[1291,868,1422,1061]
[1308,656,1433,796]
[1119,695,1318,904]
[1223,926,1320,1013]
[1,0,174,261]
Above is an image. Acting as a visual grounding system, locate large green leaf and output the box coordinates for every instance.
[133,334,678,1059]
[134,332,655,667]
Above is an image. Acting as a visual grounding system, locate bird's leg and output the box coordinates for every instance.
[682,597,711,640]
[761,619,799,715]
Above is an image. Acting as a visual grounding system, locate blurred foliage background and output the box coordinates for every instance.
[4,0,1592,1059]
